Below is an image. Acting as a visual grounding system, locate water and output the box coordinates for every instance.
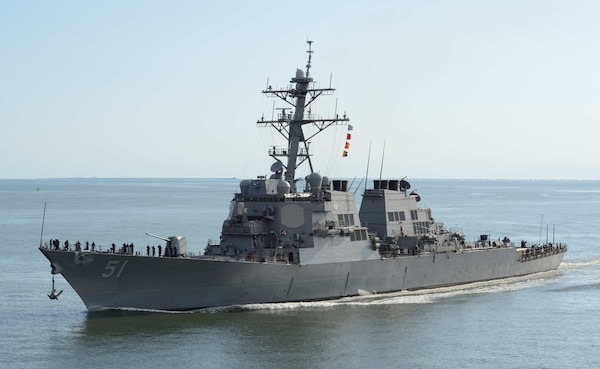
[1,178,599,369]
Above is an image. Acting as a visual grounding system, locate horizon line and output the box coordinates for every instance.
[1,177,599,182]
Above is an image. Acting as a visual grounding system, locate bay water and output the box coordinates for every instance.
[1,178,599,369]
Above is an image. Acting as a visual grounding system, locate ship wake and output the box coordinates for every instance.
[238,270,563,312]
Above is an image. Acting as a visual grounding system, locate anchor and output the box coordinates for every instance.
[48,275,63,300]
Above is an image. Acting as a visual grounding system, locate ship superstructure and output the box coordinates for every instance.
[204,41,373,265]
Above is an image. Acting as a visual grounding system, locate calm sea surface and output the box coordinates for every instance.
[1,178,599,369]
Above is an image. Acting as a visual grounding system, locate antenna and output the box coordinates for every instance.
[538,214,544,244]
[378,139,387,189]
[354,176,365,195]
[306,40,314,77]
[348,176,357,192]
[39,202,47,247]
[364,139,372,192]
[329,72,333,89]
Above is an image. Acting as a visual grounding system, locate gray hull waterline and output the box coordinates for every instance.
[40,246,564,311]
[39,42,566,311]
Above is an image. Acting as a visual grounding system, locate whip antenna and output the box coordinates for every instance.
[364,139,372,193]
[39,202,47,247]
[306,40,313,77]
[378,139,387,189]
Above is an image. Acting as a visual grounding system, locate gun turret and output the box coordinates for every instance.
[145,233,188,257]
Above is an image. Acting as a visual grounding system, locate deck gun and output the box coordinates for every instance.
[145,233,188,257]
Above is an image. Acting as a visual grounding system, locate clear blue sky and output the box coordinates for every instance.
[2,1,599,179]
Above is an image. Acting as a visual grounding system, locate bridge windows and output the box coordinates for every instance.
[338,213,355,226]
[413,221,431,235]
[410,210,419,220]
[387,211,406,222]
[350,228,368,241]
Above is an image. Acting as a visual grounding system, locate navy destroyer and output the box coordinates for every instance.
[39,42,567,311]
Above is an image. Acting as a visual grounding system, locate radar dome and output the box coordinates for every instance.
[296,69,304,78]
[308,172,322,196]
[322,176,330,190]
[240,179,251,194]
[277,180,291,195]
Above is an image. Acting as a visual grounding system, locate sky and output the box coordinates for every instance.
[1,0,599,180]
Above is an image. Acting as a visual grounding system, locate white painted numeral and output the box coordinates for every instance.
[101,260,129,278]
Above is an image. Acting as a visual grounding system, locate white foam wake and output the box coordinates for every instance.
[238,271,562,312]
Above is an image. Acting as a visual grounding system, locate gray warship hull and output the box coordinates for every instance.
[40,246,565,311]
[38,41,567,311]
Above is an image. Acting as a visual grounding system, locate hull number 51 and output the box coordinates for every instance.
[102,260,129,278]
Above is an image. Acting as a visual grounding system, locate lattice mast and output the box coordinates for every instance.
[257,41,349,193]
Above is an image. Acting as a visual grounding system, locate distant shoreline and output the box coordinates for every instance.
[1,177,599,182]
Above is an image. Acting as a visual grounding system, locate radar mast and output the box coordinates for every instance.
[257,41,349,192]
